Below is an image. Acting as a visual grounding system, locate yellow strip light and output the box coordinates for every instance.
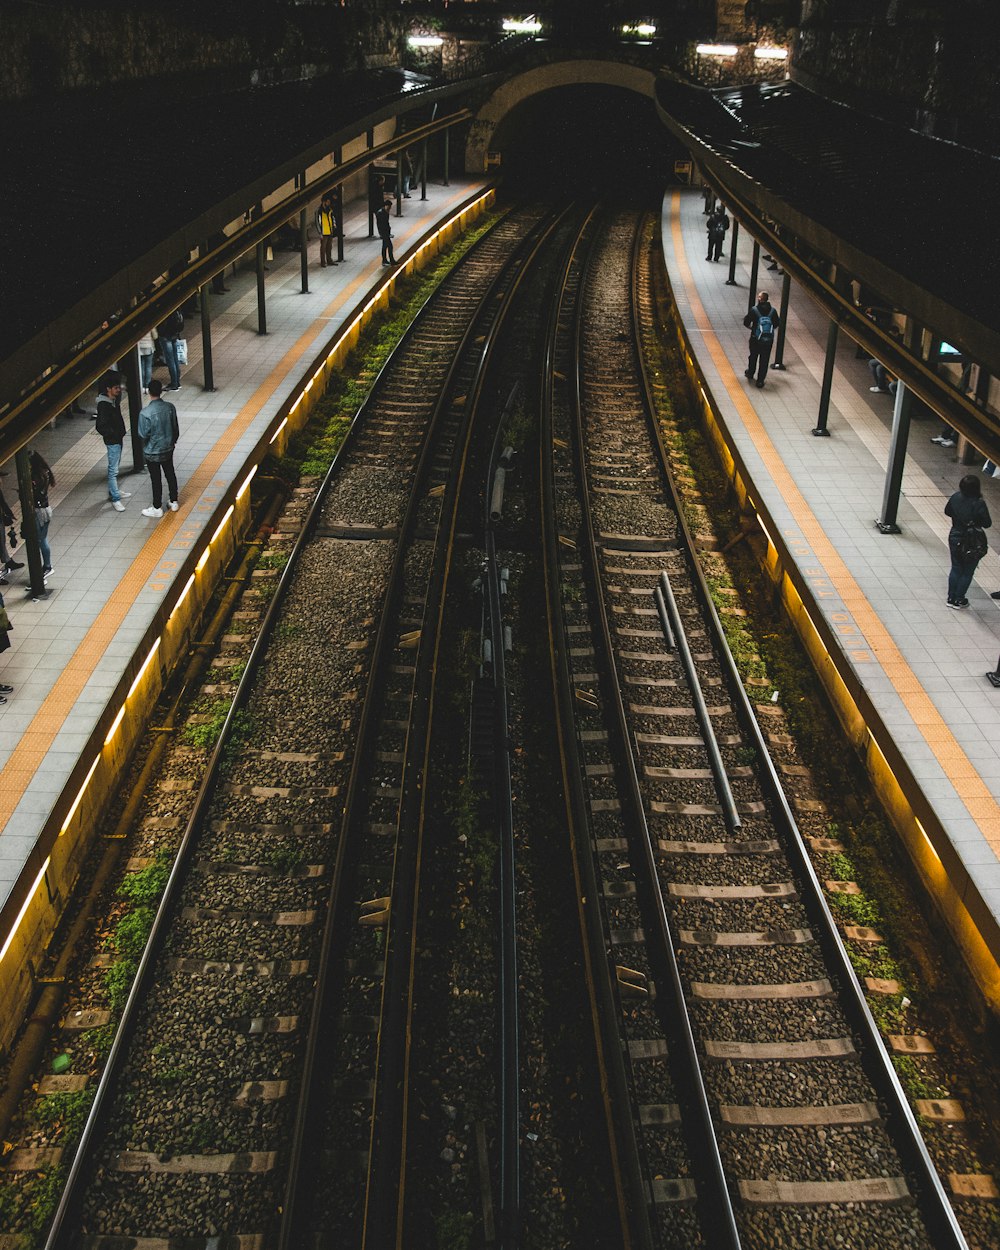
[60,756,100,835]
[269,416,288,444]
[196,547,211,572]
[0,857,51,965]
[169,573,196,619]
[914,818,940,862]
[128,638,161,700]
[237,465,257,499]
[212,505,235,546]
[104,705,126,746]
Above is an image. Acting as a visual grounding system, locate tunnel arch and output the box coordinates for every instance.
[465,60,657,174]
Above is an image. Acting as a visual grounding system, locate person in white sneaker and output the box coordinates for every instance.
[138,380,180,519]
[95,371,132,512]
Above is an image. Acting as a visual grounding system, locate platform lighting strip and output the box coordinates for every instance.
[408,35,444,48]
[696,43,739,56]
[0,857,51,965]
[622,23,656,36]
[0,192,497,971]
[754,46,788,60]
[502,18,542,33]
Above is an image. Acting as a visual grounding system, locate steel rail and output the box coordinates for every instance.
[357,207,567,1250]
[569,211,742,1248]
[538,204,654,1250]
[275,208,522,1249]
[43,206,510,1250]
[632,218,970,1250]
[484,383,520,1248]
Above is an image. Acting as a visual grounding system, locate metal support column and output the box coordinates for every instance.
[16,448,46,599]
[298,170,309,293]
[335,183,344,262]
[123,348,144,470]
[200,283,215,392]
[421,137,428,200]
[395,150,403,216]
[771,270,792,370]
[875,382,912,533]
[256,243,267,335]
[813,319,838,437]
[444,127,450,187]
[725,218,739,286]
[747,241,760,314]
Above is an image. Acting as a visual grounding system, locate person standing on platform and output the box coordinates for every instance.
[139,332,155,392]
[95,370,131,512]
[743,291,779,389]
[401,149,414,199]
[156,308,184,393]
[376,199,395,265]
[29,450,55,581]
[706,205,729,262]
[945,475,991,609]
[316,193,338,268]
[0,590,13,704]
[0,477,24,583]
[139,380,180,519]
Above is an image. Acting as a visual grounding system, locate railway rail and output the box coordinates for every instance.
[541,205,969,1248]
[0,197,978,1250]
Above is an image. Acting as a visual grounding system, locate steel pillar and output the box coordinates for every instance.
[875,382,911,533]
[725,218,739,286]
[813,319,838,436]
[123,349,144,469]
[747,241,760,314]
[256,243,267,336]
[771,270,792,370]
[200,284,215,392]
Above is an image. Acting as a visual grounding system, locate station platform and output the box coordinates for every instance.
[0,176,484,914]
[661,186,1000,987]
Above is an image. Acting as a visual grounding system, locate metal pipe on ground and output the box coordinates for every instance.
[490,466,506,520]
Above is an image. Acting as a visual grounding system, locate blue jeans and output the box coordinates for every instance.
[107,442,123,502]
[37,516,51,570]
[140,352,153,388]
[948,537,980,602]
[160,336,180,389]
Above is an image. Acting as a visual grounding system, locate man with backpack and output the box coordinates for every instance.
[743,291,780,388]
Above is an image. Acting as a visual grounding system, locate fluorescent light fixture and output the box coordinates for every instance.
[237,465,258,499]
[503,18,542,33]
[697,43,738,56]
[408,35,444,48]
[269,416,289,444]
[754,46,788,60]
[939,341,962,357]
[623,23,656,36]
[0,857,50,964]
[196,547,211,572]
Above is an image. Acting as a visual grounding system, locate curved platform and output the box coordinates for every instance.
[0,177,485,1027]
[661,186,1000,1007]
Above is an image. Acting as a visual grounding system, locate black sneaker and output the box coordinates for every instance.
[5,559,23,569]
[0,695,7,706]
[0,683,12,693]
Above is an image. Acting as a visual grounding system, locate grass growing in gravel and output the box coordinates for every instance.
[118,853,171,905]
[182,700,230,748]
[29,1089,95,1144]
[262,209,504,489]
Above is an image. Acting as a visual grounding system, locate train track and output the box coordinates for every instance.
[541,205,969,1248]
[40,204,552,1249]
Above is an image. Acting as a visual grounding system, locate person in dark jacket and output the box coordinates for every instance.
[138,380,180,518]
[706,206,729,261]
[945,474,991,608]
[156,308,184,392]
[29,450,55,580]
[375,199,395,265]
[95,370,130,511]
[743,291,780,388]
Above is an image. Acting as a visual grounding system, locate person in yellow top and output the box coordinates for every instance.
[315,194,338,268]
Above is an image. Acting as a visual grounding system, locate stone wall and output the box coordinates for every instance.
[793,0,1000,151]
[0,2,409,102]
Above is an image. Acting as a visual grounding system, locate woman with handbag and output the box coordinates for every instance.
[30,450,55,582]
[945,474,991,609]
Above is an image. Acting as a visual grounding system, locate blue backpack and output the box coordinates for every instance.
[756,310,775,344]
